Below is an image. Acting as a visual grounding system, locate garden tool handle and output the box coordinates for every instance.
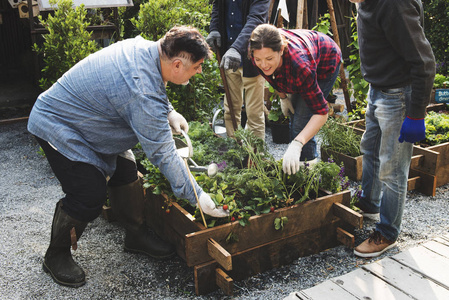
[183,158,207,227]
[214,41,238,131]
[180,130,193,158]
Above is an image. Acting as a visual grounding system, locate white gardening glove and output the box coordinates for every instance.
[220,48,241,72]
[206,30,221,51]
[282,140,303,175]
[280,95,295,117]
[198,192,229,218]
[168,110,189,135]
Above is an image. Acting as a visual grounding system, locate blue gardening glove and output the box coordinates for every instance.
[220,48,241,72]
[282,140,303,175]
[206,31,221,51]
[398,116,426,143]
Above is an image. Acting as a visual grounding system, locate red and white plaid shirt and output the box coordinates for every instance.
[256,29,342,115]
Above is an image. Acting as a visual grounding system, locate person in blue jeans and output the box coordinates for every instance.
[248,24,342,175]
[28,26,228,288]
[349,0,435,258]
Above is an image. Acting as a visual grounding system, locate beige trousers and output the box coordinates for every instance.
[223,67,266,140]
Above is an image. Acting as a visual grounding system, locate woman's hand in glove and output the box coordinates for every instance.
[282,140,303,175]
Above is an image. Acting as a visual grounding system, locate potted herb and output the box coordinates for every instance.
[266,83,290,144]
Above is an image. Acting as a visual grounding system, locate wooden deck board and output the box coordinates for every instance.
[285,236,449,300]
[392,245,449,289]
[363,258,449,300]
[285,281,359,300]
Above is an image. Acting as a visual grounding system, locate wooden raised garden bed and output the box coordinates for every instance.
[142,188,361,295]
[326,117,438,196]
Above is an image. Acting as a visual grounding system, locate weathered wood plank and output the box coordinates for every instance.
[436,236,449,245]
[422,240,449,259]
[407,176,420,192]
[193,220,344,295]
[363,257,449,300]
[392,245,449,289]
[208,238,232,271]
[412,146,439,174]
[291,281,359,300]
[320,148,363,181]
[329,268,413,300]
[333,202,363,229]
[194,260,218,295]
[336,227,354,249]
[215,268,233,296]
[409,168,437,196]
[184,190,351,267]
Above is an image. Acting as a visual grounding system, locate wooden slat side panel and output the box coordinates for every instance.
[409,169,437,196]
[194,261,218,296]
[333,202,363,229]
[320,148,363,181]
[193,220,344,295]
[185,191,351,267]
[215,268,233,296]
[412,145,440,174]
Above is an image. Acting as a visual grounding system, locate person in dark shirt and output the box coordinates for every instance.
[206,0,270,140]
[349,0,435,258]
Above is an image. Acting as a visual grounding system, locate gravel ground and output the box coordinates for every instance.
[1,100,449,299]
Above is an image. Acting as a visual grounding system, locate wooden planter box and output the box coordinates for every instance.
[143,189,361,295]
[321,148,363,181]
[342,115,439,196]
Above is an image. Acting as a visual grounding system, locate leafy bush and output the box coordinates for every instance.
[131,0,221,122]
[32,0,99,90]
[131,0,212,40]
[346,17,369,121]
[425,110,449,145]
[424,0,449,75]
[434,74,449,89]
[167,57,222,122]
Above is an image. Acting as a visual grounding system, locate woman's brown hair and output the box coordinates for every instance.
[248,24,288,59]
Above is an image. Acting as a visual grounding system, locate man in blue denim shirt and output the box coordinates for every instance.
[349,0,435,258]
[28,26,228,287]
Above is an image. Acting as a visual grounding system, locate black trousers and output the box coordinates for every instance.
[35,136,138,222]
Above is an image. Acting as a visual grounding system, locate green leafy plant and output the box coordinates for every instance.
[434,74,449,89]
[346,17,369,121]
[267,83,289,124]
[424,110,449,145]
[312,13,333,36]
[274,216,288,230]
[318,118,362,157]
[32,0,99,91]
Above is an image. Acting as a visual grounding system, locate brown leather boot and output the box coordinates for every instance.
[43,201,87,287]
[108,179,175,259]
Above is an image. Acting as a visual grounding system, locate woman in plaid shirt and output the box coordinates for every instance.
[249,24,342,175]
